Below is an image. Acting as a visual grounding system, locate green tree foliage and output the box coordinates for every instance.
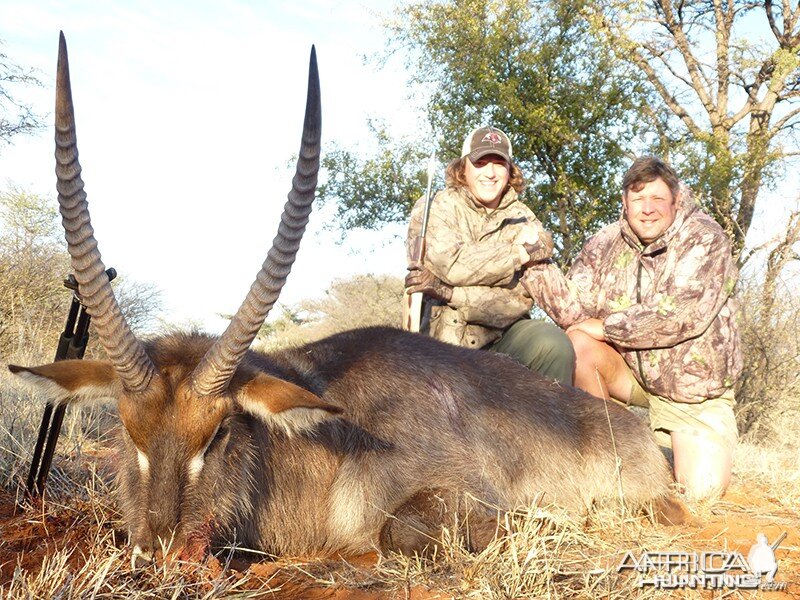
[318,121,431,232]
[0,39,44,148]
[319,0,649,265]
[588,0,800,257]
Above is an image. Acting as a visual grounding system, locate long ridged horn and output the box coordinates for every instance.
[55,32,156,393]
[191,47,321,397]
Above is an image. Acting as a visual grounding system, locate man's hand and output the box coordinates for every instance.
[566,318,606,341]
[405,264,453,303]
[523,231,554,264]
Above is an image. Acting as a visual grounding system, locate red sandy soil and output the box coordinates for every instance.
[0,480,797,599]
[0,488,450,599]
[686,484,800,599]
[0,488,105,583]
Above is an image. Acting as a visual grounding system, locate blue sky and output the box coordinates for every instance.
[0,0,421,332]
[1,1,796,334]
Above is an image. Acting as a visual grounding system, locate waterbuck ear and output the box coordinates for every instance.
[7,360,121,405]
[237,373,342,436]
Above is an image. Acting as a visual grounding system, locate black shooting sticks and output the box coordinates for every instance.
[26,268,117,498]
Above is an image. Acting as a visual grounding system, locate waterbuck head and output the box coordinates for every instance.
[8,32,333,564]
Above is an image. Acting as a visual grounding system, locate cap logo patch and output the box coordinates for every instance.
[481,132,503,146]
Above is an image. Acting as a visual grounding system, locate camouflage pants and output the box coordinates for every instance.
[487,319,575,386]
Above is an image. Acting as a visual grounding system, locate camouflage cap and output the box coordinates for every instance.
[461,126,512,163]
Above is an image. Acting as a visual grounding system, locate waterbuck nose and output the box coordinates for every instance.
[131,544,153,570]
[130,520,180,569]
[131,532,183,569]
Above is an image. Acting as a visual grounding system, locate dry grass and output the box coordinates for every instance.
[732,443,800,512]
[0,463,688,600]
[2,373,797,600]
[2,291,799,598]
[6,465,791,600]
[2,492,268,598]
[367,507,686,599]
[736,274,800,447]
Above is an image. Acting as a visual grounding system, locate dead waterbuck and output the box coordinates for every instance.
[8,33,686,565]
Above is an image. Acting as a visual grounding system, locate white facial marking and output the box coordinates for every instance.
[187,454,205,483]
[187,424,219,483]
[137,450,150,477]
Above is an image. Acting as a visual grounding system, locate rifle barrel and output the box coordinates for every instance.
[25,268,113,498]
[419,151,437,240]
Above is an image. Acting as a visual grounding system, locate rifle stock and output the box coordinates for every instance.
[402,290,424,332]
[402,236,425,332]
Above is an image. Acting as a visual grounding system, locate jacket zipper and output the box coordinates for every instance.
[635,258,647,387]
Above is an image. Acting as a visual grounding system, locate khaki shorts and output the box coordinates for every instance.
[628,373,738,451]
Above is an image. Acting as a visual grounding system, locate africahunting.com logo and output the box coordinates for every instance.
[617,532,788,591]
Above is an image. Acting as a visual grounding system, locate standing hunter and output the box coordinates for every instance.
[404,126,575,385]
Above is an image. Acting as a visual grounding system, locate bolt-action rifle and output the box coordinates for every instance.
[26,268,117,498]
[402,152,437,332]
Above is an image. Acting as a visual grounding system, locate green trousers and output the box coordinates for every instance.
[487,319,575,386]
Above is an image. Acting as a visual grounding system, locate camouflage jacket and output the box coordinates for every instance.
[407,186,547,349]
[522,197,742,403]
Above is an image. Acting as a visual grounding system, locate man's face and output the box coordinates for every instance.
[622,177,677,245]
[465,154,510,208]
